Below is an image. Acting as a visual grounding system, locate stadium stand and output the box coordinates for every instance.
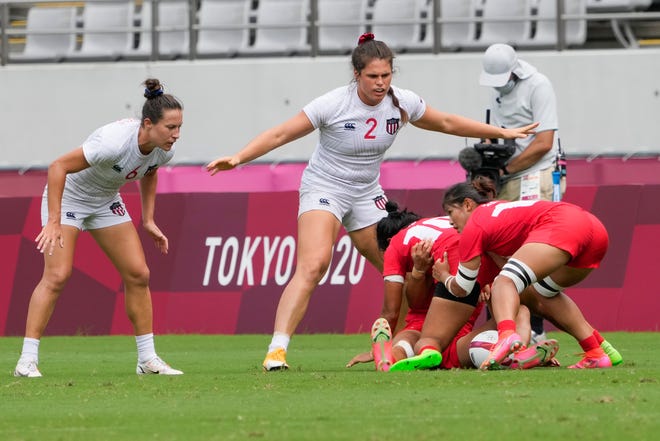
[65,1,134,61]
[317,0,367,54]
[473,0,533,47]
[243,0,310,56]
[370,0,431,51]
[438,0,479,49]
[1,0,660,64]
[131,0,191,59]
[586,0,652,11]
[527,0,588,47]
[196,0,251,57]
[11,5,76,62]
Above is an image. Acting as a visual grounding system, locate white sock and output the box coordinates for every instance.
[20,338,40,363]
[268,332,290,353]
[135,333,157,364]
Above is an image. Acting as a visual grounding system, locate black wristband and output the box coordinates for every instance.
[501,166,510,176]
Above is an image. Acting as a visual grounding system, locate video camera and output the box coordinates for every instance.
[457,110,516,190]
[458,141,516,190]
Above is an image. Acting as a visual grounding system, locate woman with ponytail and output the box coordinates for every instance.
[14,79,184,377]
[207,34,538,371]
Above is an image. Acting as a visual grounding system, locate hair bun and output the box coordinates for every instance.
[358,33,375,45]
[385,200,399,213]
[144,86,164,99]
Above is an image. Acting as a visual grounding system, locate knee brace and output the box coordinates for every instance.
[499,258,537,294]
[533,276,563,298]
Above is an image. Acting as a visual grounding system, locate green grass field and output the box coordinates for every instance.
[1,332,659,441]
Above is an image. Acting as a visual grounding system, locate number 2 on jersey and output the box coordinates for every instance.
[364,118,377,139]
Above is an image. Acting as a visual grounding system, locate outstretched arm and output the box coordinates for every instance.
[206,111,315,175]
[411,105,538,140]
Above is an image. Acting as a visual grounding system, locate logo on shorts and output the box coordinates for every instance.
[373,195,388,210]
[66,211,76,219]
[110,202,126,216]
[344,122,356,130]
[112,164,124,173]
[386,118,400,135]
[319,198,330,206]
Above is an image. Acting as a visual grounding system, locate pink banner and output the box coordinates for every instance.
[1,158,659,335]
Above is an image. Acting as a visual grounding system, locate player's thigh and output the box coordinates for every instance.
[509,242,570,280]
[348,224,383,271]
[421,298,474,346]
[545,265,593,288]
[89,221,148,277]
[296,210,342,273]
[42,225,81,281]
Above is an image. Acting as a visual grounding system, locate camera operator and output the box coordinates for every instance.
[478,44,564,343]
[479,44,563,203]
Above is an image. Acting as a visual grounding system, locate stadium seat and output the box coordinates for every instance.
[475,0,533,47]
[317,0,368,53]
[132,0,190,59]
[12,6,77,62]
[371,0,431,51]
[196,0,251,57]
[66,1,133,60]
[438,0,479,50]
[244,0,310,55]
[530,0,587,47]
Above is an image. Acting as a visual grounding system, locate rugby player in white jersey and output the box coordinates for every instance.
[14,79,184,377]
[206,33,538,371]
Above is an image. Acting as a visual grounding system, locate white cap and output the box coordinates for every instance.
[479,44,518,87]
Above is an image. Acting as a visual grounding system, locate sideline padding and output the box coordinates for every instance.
[1,158,659,335]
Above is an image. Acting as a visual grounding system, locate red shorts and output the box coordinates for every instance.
[526,204,609,269]
[440,319,475,369]
[403,309,427,332]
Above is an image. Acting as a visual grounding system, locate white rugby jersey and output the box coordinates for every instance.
[60,119,174,205]
[301,84,426,193]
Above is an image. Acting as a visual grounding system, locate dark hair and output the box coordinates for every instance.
[351,33,409,125]
[376,200,421,251]
[141,78,183,125]
[442,176,497,211]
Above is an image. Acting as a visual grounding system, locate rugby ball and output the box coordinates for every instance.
[469,330,499,368]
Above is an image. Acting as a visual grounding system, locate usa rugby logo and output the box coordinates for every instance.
[110,202,126,216]
[373,195,388,210]
[386,118,400,135]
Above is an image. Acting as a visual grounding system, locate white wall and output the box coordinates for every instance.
[1,49,659,169]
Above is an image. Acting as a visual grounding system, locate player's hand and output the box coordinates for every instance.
[503,122,539,139]
[479,284,492,303]
[35,222,64,256]
[346,351,374,368]
[411,239,434,273]
[206,156,241,175]
[143,222,169,254]
[432,251,450,281]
